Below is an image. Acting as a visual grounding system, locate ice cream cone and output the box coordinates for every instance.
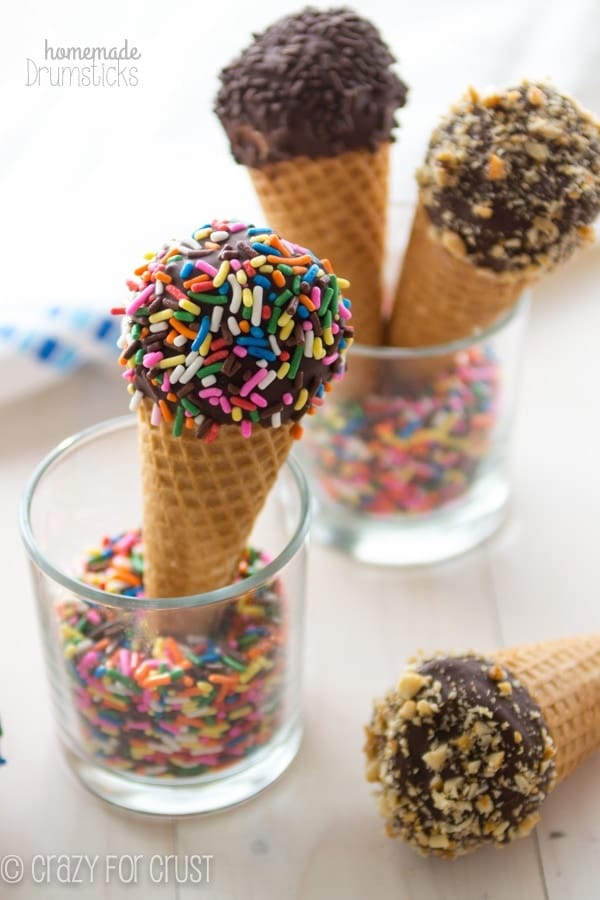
[114,220,353,639]
[388,81,600,365]
[495,633,600,784]
[250,144,390,347]
[365,632,600,857]
[138,400,294,636]
[388,201,529,351]
[216,8,409,347]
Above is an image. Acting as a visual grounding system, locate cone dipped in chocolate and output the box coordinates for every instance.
[388,82,600,353]
[365,633,600,858]
[215,7,408,346]
[389,200,530,352]
[114,219,353,635]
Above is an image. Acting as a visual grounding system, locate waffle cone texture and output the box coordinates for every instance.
[138,401,294,632]
[388,201,529,349]
[249,144,390,347]
[496,633,600,784]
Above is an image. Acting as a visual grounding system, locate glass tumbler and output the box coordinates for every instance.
[20,416,309,816]
[296,296,528,565]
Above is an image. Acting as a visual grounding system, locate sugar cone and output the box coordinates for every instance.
[138,400,294,636]
[495,634,600,785]
[249,144,390,347]
[388,201,530,351]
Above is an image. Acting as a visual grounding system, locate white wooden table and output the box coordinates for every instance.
[0,249,599,899]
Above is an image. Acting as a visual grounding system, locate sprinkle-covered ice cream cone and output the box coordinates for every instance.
[215,7,408,346]
[365,633,600,858]
[114,220,353,634]
[388,82,600,350]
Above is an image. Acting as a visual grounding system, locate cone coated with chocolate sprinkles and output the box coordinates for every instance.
[215,7,408,346]
[365,633,600,859]
[114,220,353,636]
[388,82,600,351]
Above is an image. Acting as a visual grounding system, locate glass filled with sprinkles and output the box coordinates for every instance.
[20,415,309,816]
[294,76,600,565]
[296,294,529,566]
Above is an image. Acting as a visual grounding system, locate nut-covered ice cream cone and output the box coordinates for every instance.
[388,82,600,352]
[114,219,353,636]
[215,7,408,346]
[365,633,600,858]
[249,145,390,347]
[389,201,529,350]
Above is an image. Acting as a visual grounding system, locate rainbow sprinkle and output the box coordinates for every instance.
[114,220,353,440]
[301,348,500,514]
[58,531,287,778]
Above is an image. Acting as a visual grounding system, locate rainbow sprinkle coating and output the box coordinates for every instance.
[114,219,353,441]
[58,531,287,778]
[301,348,500,514]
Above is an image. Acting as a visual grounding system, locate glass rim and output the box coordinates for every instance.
[19,415,311,611]
[350,291,529,359]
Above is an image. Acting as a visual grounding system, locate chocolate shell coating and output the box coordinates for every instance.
[419,82,600,275]
[215,6,408,167]
[116,221,353,439]
[365,654,555,857]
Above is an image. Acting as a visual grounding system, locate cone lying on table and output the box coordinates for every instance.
[494,635,600,784]
[215,6,408,346]
[115,219,353,636]
[365,633,600,858]
[388,81,600,353]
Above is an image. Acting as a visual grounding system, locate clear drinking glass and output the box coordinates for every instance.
[296,295,528,565]
[20,416,309,816]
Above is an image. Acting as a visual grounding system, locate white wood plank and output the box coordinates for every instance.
[488,250,600,639]
[537,758,600,900]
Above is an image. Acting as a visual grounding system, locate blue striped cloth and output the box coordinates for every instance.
[0,308,121,762]
[0,307,121,399]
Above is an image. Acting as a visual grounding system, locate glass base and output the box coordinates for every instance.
[312,470,510,566]
[61,719,303,816]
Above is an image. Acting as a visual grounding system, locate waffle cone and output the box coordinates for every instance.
[138,400,294,636]
[388,201,529,351]
[249,144,390,347]
[494,634,600,785]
